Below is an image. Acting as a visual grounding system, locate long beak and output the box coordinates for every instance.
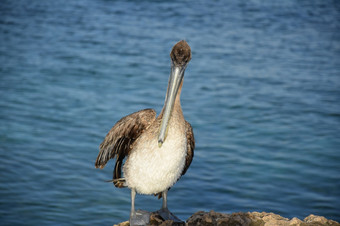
[158,64,185,147]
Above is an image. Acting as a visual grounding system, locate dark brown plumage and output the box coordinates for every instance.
[170,40,192,67]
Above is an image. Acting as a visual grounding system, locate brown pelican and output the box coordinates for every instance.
[95,40,195,225]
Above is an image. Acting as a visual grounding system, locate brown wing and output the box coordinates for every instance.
[181,120,195,176]
[95,108,156,187]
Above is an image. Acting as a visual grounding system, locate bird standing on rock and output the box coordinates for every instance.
[95,40,195,225]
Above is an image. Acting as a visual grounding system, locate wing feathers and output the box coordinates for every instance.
[182,121,195,176]
[95,109,156,169]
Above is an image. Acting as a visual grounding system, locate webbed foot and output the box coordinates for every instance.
[155,208,183,223]
[129,209,151,226]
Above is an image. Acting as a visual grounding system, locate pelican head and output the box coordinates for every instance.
[158,40,192,147]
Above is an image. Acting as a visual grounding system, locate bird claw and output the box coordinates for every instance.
[130,209,151,226]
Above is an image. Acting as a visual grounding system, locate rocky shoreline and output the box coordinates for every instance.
[115,210,339,226]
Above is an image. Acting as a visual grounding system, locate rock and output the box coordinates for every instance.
[186,210,230,226]
[149,212,184,226]
[114,221,129,226]
[114,211,340,226]
[304,214,330,224]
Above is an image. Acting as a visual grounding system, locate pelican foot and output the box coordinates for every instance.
[155,208,183,223]
[130,209,151,226]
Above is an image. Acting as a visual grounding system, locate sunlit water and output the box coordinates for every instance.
[1,0,339,225]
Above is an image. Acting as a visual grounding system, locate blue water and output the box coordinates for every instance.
[1,0,339,225]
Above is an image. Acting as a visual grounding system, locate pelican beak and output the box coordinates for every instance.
[158,40,191,147]
[158,64,185,147]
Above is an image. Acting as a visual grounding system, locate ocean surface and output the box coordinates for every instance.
[1,0,339,225]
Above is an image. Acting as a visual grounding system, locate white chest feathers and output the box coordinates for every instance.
[123,126,187,195]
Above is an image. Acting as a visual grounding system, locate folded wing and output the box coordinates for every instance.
[181,121,195,176]
[95,108,156,187]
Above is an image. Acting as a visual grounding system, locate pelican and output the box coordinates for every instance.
[95,40,195,225]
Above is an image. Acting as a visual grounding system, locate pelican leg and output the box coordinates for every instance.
[162,190,168,209]
[129,189,150,226]
[130,189,136,219]
[156,190,183,223]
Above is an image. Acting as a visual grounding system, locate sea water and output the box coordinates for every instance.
[0,0,339,225]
